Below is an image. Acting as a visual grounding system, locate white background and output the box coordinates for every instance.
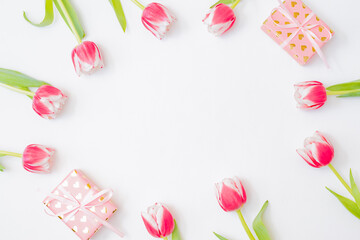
[0,0,360,239]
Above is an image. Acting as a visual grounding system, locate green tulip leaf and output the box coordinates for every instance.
[210,0,236,8]
[172,220,181,240]
[337,91,360,98]
[109,0,127,32]
[0,163,4,172]
[213,232,230,240]
[350,169,360,209]
[326,80,360,91]
[53,0,85,42]
[23,0,55,27]
[253,201,271,240]
[0,68,49,88]
[326,187,360,219]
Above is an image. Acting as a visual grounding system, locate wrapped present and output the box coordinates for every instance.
[44,169,123,240]
[261,0,334,66]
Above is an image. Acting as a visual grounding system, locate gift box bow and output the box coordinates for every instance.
[271,0,333,66]
[45,185,124,238]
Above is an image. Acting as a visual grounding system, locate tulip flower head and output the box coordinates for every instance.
[71,41,104,76]
[0,144,54,173]
[141,3,176,40]
[22,144,54,173]
[32,85,67,120]
[141,203,175,238]
[215,177,247,212]
[294,81,327,110]
[297,131,334,168]
[203,4,236,36]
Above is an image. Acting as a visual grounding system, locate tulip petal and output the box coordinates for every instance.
[141,211,161,238]
[296,148,318,167]
[142,3,176,40]
[157,205,175,237]
[203,4,236,36]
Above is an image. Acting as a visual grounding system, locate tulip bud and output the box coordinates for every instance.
[215,177,247,212]
[294,81,327,110]
[297,131,334,168]
[22,144,55,173]
[32,85,67,120]
[203,4,236,36]
[142,3,176,40]
[71,41,104,76]
[141,203,175,238]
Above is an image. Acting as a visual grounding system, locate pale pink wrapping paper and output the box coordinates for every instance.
[43,170,117,240]
[261,0,334,65]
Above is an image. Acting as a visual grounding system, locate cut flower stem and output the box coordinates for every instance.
[328,163,352,195]
[130,0,145,10]
[326,89,360,96]
[0,151,23,158]
[236,209,256,240]
[55,0,82,44]
[0,83,35,97]
[231,0,242,9]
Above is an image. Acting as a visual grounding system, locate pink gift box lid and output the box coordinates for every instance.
[261,0,334,65]
[43,169,117,240]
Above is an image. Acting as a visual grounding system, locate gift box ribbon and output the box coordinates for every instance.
[271,0,332,67]
[45,186,124,238]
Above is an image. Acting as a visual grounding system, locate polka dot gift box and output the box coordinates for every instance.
[43,170,123,239]
[261,0,334,66]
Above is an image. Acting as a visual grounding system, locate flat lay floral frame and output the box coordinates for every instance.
[1,0,360,239]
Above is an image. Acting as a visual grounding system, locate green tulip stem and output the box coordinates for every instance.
[161,237,168,240]
[231,0,242,9]
[236,209,256,240]
[0,83,35,97]
[326,89,359,96]
[130,0,145,10]
[0,151,23,158]
[55,0,82,44]
[328,163,352,195]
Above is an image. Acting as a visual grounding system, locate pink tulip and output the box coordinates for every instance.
[215,177,247,212]
[32,85,67,120]
[141,203,175,238]
[294,81,327,110]
[22,144,55,173]
[71,41,104,76]
[142,3,176,40]
[203,4,236,36]
[297,131,334,168]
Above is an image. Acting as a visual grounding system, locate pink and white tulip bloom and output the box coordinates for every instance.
[142,3,176,40]
[203,4,236,36]
[215,177,247,212]
[141,203,175,238]
[294,81,327,110]
[297,131,334,168]
[71,41,104,76]
[22,144,55,173]
[32,85,67,120]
